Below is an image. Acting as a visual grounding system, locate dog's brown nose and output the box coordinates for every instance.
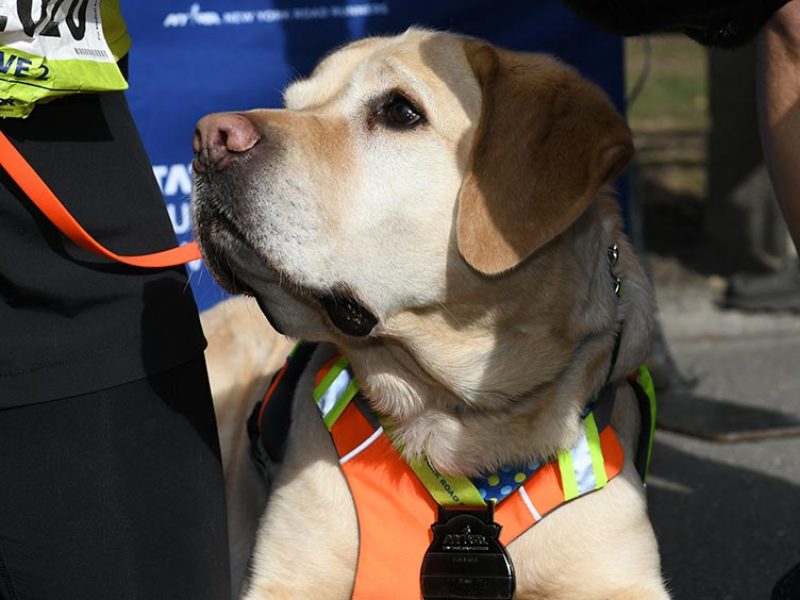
[193,112,261,173]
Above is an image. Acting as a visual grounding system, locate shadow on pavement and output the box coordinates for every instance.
[658,391,800,442]
[648,440,798,600]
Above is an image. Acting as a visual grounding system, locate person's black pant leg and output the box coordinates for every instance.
[0,356,231,600]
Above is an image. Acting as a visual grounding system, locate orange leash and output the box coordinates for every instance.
[0,130,202,268]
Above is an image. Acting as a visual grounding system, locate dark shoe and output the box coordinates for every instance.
[724,262,800,313]
[772,561,800,600]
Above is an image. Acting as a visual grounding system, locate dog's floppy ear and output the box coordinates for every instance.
[457,42,634,275]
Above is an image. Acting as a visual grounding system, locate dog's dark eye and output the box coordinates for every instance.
[381,93,424,128]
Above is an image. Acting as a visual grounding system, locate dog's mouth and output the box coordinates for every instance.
[195,209,260,296]
[319,291,378,338]
[196,205,379,338]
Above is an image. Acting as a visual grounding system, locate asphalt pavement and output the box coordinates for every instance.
[648,257,800,600]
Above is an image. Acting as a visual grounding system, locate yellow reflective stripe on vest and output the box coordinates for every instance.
[557,449,580,501]
[408,456,486,507]
[584,412,608,488]
[636,365,657,482]
[557,412,610,501]
[324,378,359,429]
[313,355,352,429]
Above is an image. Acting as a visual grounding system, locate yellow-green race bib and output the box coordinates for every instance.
[0,0,130,118]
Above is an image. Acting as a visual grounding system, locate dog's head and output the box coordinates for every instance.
[193,30,653,451]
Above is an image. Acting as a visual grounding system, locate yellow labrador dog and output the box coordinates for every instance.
[194,28,668,600]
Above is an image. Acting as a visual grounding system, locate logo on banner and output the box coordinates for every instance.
[162,3,390,28]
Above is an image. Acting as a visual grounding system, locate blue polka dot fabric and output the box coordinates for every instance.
[471,459,544,504]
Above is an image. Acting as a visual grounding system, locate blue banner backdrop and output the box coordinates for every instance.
[124,1,625,311]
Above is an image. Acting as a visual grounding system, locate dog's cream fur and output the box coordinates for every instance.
[196,28,669,600]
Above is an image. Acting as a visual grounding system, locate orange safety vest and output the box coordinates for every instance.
[250,343,656,600]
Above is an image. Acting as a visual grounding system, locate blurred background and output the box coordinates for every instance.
[625,35,800,600]
[627,34,793,281]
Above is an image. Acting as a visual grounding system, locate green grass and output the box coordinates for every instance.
[626,35,709,133]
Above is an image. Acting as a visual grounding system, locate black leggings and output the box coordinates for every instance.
[0,357,231,600]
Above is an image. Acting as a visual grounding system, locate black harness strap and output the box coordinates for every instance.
[628,376,655,482]
[591,383,617,431]
[247,342,318,478]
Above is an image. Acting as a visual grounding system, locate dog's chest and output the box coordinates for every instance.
[252,343,644,600]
